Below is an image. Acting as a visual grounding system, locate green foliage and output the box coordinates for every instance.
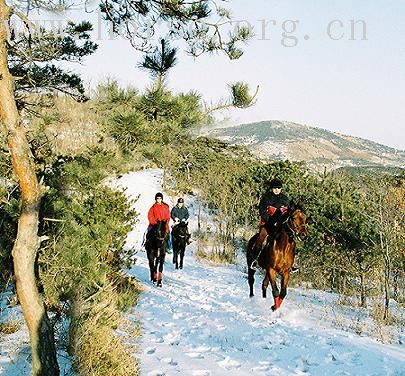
[224,25,253,60]
[108,111,149,151]
[100,0,251,59]
[95,81,139,108]
[230,82,256,108]
[39,149,137,305]
[139,39,177,82]
[96,82,207,153]
[9,20,97,108]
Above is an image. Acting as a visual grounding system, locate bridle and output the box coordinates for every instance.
[153,223,167,243]
[285,209,307,240]
[173,222,187,239]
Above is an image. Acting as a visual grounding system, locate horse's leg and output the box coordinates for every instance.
[248,267,256,297]
[179,244,185,269]
[262,270,271,298]
[147,251,156,282]
[269,269,281,311]
[173,246,179,269]
[157,250,165,287]
[153,249,162,284]
[152,255,158,283]
[274,271,290,310]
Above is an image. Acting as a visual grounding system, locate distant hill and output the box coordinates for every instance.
[201,120,405,171]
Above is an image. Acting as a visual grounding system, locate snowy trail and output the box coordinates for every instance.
[117,169,405,376]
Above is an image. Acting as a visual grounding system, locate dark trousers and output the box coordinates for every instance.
[254,225,269,253]
[252,215,279,259]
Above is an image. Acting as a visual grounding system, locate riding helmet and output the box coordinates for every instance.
[269,178,283,189]
[155,192,163,200]
[177,197,184,203]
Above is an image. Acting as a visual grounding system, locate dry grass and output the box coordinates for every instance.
[69,280,142,376]
[29,96,117,156]
[0,319,21,334]
[194,235,236,264]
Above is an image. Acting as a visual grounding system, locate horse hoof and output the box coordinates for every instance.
[249,294,254,298]
[157,281,162,287]
[271,305,277,311]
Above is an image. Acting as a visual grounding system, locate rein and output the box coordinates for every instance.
[285,210,306,239]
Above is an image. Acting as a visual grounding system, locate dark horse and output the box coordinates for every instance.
[145,220,168,287]
[246,204,308,311]
[171,221,188,269]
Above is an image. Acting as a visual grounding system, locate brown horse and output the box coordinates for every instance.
[246,204,308,311]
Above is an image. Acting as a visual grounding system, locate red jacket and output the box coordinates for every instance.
[148,202,171,232]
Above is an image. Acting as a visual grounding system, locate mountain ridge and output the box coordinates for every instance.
[201,120,405,171]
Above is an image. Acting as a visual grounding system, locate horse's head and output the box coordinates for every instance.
[173,220,188,237]
[288,204,308,240]
[152,220,168,245]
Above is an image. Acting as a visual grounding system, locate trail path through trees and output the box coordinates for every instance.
[116,169,405,376]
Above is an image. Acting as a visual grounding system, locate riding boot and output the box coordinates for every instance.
[250,246,261,270]
[291,252,300,273]
[251,226,268,270]
[166,233,172,254]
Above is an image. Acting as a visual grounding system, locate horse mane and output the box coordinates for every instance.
[289,201,304,212]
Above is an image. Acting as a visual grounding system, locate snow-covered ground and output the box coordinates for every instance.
[0,292,73,375]
[1,168,404,376]
[118,169,405,376]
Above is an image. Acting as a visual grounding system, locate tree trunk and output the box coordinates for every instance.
[360,271,366,308]
[0,2,59,375]
[197,194,201,232]
[383,246,390,321]
[378,193,390,321]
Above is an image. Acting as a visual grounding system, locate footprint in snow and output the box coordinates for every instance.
[163,333,180,345]
[192,371,211,376]
[200,304,213,311]
[252,365,270,372]
[147,371,165,376]
[185,352,204,359]
[193,345,211,353]
[160,357,178,366]
[144,347,156,354]
[161,321,176,328]
[218,357,241,369]
[172,312,185,319]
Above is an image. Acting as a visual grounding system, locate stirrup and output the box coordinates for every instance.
[250,259,258,270]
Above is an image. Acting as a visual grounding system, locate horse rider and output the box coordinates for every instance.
[144,192,171,249]
[171,197,191,244]
[250,178,290,270]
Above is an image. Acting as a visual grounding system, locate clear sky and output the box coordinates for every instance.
[38,0,405,150]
